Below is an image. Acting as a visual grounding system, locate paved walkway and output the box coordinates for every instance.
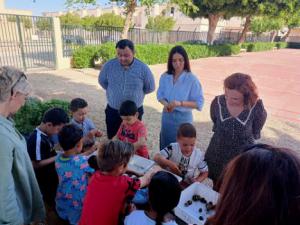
[150,49,300,122]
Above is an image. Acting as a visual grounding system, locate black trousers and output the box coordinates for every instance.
[105,104,144,139]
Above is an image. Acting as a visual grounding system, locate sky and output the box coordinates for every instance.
[5,0,109,16]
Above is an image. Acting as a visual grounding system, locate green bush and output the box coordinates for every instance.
[72,42,241,68]
[275,42,288,49]
[72,45,101,68]
[14,98,70,134]
[240,42,251,50]
[209,44,241,56]
[135,44,171,65]
[245,42,277,52]
[95,42,115,64]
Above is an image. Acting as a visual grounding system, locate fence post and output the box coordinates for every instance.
[177,27,180,42]
[52,17,70,69]
[16,15,27,71]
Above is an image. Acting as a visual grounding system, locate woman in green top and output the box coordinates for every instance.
[0,66,45,224]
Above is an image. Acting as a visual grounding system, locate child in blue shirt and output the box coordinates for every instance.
[55,124,94,225]
[70,98,103,149]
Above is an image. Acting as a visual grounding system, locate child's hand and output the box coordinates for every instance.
[87,131,95,139]
[94,130,103,137]
[168,163,182,176]
[149,165,162,176]
[163,105,170,112]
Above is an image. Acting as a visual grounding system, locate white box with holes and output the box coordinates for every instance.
[175,182,219,225]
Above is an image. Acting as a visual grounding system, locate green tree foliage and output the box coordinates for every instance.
[280,6,300,40]
[65,0,190,38]
[94,13,125,27]
[36,18,53,31]
[250,16,284,36]
[230,0,299,43]
[81,16,97,28]
[65,0,96,9]
[60,12,125,28]
[22,18,33,29]
[59,12,82,26]
[146,15,175,31]
[6,16,32,29]
[173,0,232,44]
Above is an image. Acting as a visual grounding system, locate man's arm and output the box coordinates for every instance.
[98,62,109,90]
[143,65,155,94]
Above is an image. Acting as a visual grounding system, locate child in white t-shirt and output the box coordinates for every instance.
[154,123,208,185]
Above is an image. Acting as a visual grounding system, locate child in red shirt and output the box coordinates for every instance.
[79,140,159,225]
[114,100,149,158]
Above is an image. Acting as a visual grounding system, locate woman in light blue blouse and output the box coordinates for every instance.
[157,46,204,149]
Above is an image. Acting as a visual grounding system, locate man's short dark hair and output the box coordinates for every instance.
[58,124,83,151]
[42,107,69,126]
[116,39,134,52]
[177,123,196,138]
[70,98,88,112]
[119,100,138,116]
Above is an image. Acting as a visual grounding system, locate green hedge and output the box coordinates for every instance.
[14,98,70,134]
[72,43,241,68]
[276,42,288,49]
[240,42,287,52]
[72,45,102,68]
[246,42,277,52]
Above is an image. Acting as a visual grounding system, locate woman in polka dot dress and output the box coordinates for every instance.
[205,73,267,188]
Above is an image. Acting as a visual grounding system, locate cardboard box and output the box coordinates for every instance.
[174,182,219,225]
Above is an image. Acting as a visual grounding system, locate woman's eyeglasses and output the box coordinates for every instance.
[10,73,27,96]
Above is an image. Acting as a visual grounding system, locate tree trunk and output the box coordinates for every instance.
[271,30,278,42]
[281,28,291,42]
[121,0,137,39]
[207,14,220,45]
[238,15,251,44]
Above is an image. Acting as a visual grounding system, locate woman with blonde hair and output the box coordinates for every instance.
[0,66,45,224]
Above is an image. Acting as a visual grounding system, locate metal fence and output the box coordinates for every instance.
[0,14,56,70]
[61,25,274,57]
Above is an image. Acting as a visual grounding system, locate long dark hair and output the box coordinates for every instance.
[149,171,181,225]
[167,45,191,75]
[207,144,300,225]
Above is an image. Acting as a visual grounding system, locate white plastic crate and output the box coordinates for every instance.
[127,154,155,176]
[175,182,219,225]
[127,155,183,182]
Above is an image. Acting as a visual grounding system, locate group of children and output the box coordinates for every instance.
[26,97,209,225]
